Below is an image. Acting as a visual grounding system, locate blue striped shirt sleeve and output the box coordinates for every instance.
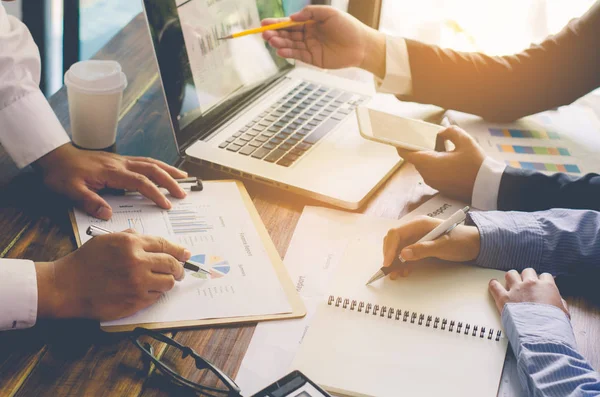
[468,209,600,275]
[502,303,600,396]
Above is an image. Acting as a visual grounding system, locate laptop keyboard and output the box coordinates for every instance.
[218,82,368,167]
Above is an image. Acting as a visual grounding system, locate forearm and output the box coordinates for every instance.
[35,262,62,319]
[359,28,386,80]
[397,3,600,121]
[469,209,600,275]
[503,303,600,396]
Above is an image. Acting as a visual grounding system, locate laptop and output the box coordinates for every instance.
[142,0,401,209]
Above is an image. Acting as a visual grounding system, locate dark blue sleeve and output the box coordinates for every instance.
[498,168,600,212]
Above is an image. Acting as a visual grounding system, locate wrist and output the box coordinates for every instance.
[34,142,76,173]
[35,261,63,319]
[359,28,386,79]
[36,259,82,319]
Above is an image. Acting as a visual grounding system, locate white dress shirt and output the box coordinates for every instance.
[374,36,506,210]
[0,4,71,331]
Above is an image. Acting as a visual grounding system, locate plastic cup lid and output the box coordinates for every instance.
[64,60,127,94]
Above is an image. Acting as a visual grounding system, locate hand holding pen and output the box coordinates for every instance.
[87,225,210,275]
[50,229,194,321]
[367,207,479,284]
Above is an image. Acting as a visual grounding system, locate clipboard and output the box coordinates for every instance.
[69,180,306,332]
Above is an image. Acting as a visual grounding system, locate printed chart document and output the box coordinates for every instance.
[447,105,600,175]
[72,181,293,329]
[236,196,471,395]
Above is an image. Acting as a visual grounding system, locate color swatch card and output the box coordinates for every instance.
[73,181,293,328]
[445,105,600,176]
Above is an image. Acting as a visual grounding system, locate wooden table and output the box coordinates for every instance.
[0,14,598,397]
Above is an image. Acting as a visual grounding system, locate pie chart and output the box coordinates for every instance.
[189,254,231,280]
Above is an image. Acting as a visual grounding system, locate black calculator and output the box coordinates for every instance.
[251,371,331,397]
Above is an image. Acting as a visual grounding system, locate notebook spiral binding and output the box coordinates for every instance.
[327,295,502,342]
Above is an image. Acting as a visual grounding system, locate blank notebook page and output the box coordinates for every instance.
[292,237,508,397]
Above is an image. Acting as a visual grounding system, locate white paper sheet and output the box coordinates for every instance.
[73,182,291,326]
[290,221,507,397]
[235,195,468,396]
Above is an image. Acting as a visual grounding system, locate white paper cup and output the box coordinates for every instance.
[64,60,128,150]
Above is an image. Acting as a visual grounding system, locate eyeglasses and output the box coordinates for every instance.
[130,327,242,397]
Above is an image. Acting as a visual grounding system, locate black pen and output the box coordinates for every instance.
[102,177,204,196]
[86,224,209,274]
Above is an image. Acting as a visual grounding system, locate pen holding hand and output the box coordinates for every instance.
[87,225,209,275]
[381,213,481,280]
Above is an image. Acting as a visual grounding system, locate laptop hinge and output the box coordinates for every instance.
[178,74,290,154]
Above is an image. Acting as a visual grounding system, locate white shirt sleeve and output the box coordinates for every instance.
[374,36,413,95]
[471,157,507,210]
[0,259,38,330]
[0,4,70,169]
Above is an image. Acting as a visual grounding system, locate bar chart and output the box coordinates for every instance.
[167,205,214,235]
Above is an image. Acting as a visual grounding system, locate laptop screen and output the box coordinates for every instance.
[144,0,293,151]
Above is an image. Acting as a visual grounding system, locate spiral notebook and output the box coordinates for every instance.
[291,237,508,397]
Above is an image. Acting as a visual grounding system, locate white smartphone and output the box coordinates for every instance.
[356,106,444,151]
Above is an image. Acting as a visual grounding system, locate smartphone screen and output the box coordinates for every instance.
[366,108,443,150]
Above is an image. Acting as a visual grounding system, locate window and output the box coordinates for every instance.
[380,0,596,55]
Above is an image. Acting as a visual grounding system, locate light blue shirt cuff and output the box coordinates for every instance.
[501,303,600,396]
[502,303,576,359]
[469,211,544,271]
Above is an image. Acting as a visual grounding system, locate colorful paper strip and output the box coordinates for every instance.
[497,144,571,156]
[490,128,560,140]
[505,161,580,173]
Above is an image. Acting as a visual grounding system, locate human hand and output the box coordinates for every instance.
[35,143,188,220]
[262,6,386,78]
[488,268,569,317]
[396,126,486,202]
[383,216,480,279]
[35,230,191,321]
